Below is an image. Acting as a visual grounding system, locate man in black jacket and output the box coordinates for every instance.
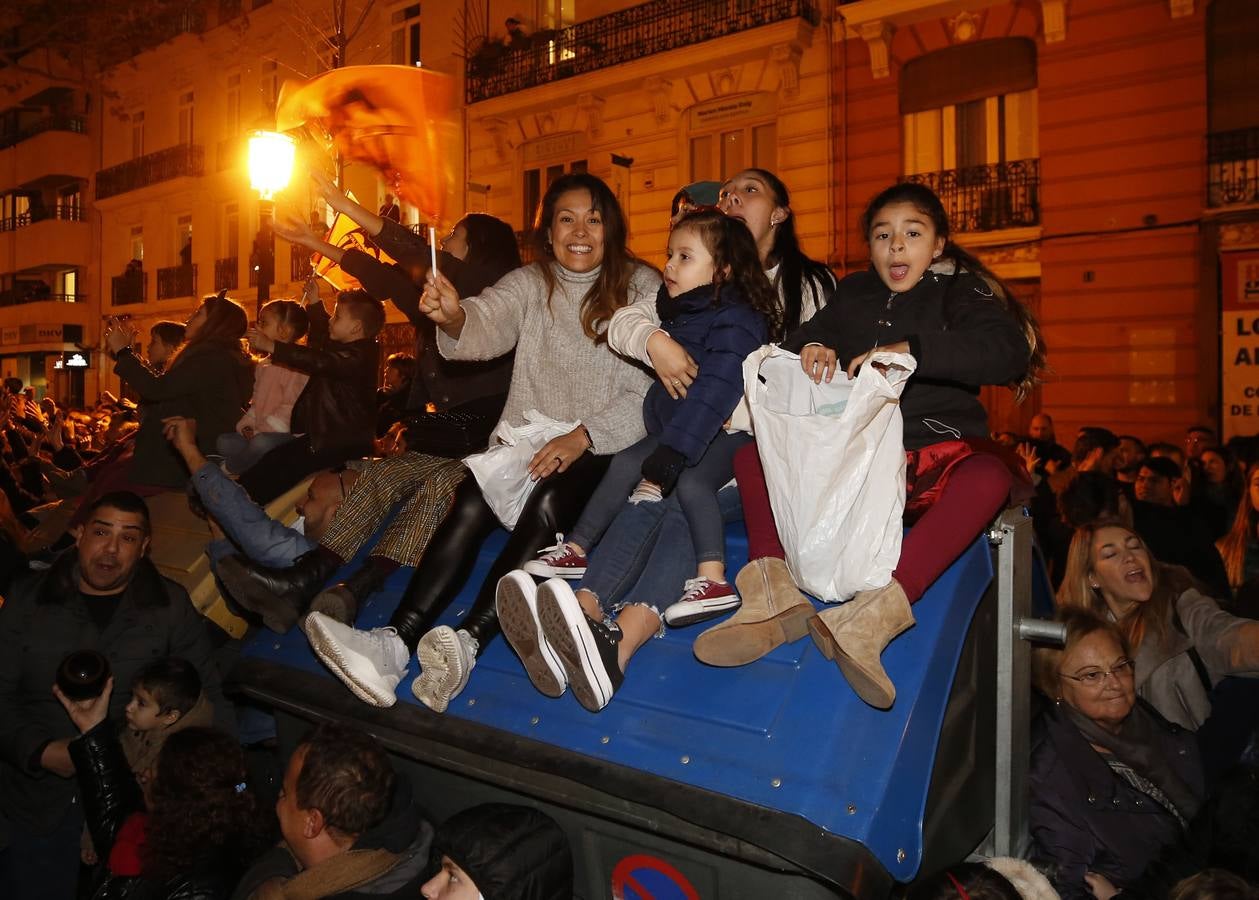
[0,491,228,900]
[239,286,384,505]
[232,723,432,900]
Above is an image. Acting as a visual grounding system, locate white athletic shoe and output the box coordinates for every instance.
[411,626,479,714]
[496,570,567,698]
[305,612,409,708]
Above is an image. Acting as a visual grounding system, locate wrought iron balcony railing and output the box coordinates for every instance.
[291,252,313,282]
[0,288,82,307]
[465,0,819,103]
[0,115,88,151]
[157,263,197,300]
[0,204,86,232]
[112,273,147,305]
[1208,127,1259,208]
[215,257,239,292]
[96,144,205,200]
[904,158,1040,233]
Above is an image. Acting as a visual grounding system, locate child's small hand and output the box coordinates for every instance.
[846,341,911,380]
[799,343,837,384]
[246,328,276,354]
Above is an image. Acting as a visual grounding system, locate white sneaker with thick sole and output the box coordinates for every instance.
[536,578,623,713]
[305,612,409,708]
[496,570,567,698]
[411,626,479,714]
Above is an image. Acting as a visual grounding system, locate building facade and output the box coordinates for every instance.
[3,0,1256,444]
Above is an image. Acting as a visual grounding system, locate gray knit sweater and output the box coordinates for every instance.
[437,260,659,454]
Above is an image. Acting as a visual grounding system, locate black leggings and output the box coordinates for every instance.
[389,451,611,649]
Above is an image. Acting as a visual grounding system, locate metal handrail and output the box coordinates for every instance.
[904,158,1040,233]
[96,144,205,200]
[466,0,818,103]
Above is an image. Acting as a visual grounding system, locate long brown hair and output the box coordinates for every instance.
[859,182,1047,401]
[672,208,783,341]
[532,172,644,344]
[167,291,250,369]
[1056,520,1189,652]
[1217,462,1259,590]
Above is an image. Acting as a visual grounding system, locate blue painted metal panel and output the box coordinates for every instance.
[242,523,995,882]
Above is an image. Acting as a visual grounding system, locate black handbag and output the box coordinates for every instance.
[403,399,502,459]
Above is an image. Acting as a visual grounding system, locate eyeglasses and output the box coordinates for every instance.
[1058,659,1135,687]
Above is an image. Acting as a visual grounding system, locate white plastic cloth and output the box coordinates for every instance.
[463,410,580,529]
[743,346,916,603]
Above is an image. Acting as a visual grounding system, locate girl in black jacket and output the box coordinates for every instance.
[703,182,1046,709]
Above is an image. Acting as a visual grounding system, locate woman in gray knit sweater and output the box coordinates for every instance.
[304,173,660,712]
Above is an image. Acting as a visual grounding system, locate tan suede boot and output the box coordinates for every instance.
[692,557,814,667]
[808,579,915,709]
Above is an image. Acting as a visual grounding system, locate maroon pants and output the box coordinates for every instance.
[734,441,1014,603]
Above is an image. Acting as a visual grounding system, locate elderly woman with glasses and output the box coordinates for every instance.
[1029,609,1205,900]
[1056,521,1259,732]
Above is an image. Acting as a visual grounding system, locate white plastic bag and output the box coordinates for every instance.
[744,346,916,603]
[464,410,580,529]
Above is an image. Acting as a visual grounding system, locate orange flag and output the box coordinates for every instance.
[277,65,454,223]
[311,205,398,291]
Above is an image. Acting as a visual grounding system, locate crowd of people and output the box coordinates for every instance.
[0,161,1256,900]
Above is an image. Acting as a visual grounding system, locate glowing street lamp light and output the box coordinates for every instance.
[247,130,296,314]
[248,130,295,200]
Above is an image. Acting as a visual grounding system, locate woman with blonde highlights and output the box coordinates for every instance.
[1057,520,1259,731]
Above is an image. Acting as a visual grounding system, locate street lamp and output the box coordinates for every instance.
[248,130,296,315]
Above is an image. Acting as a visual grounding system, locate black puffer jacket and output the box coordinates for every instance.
[436,803,573,900]
[71,722,243,900]
[783,264,1030,450]
[272,301,379,456]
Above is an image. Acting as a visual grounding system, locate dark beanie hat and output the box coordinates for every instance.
[436,803,574,900]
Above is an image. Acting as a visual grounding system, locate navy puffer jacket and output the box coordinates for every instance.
[642,282,768,465]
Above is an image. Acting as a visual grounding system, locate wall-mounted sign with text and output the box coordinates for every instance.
[1220,250,1259,440]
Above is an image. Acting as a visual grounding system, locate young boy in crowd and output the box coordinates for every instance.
[239,284,384,503]
[120,656,214,778]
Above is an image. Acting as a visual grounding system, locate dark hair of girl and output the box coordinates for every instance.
[672,208,783,342]
[741,168,837,328]
[859,182,1047,401]
[456,213,523,295]
[143,727,273,880]
[532,172,644,344]
[168,291,250,370]
[258,298,310,342]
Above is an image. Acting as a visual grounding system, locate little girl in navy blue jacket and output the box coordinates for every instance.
[522,209,782,625]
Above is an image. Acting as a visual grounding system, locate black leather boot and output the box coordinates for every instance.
[216,550,340,634]
[307,560,390,625]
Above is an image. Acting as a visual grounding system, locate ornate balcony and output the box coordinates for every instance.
[112,273,147,306]
[0,288,82,307]
[465,0,819,103]
[904,159,1040,233]
[96,144,205,201]
[157,263,197,300]
[290,252,313,282]
[215,256,239,291]
[1208,127,1259,208]
[0,115,87,151]
[0,205,85,233]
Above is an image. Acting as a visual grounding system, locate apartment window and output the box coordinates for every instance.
[900,38,1038,175]
[224,203,239,258]
[130,226,144,261]
[226,73,241,134]
[57,185,82,220]
[690,123,776,182]
[176,215,193,266]
[131,111,145,159]
[178,92,195,145]
[391,4,421,67]
[59,270,78,299]
[261,61,278,113]
[522,159,587,228]
[540,0,576,29]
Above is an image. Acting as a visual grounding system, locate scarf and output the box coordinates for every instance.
[1063,701,1202,825]
[251,847,404,900]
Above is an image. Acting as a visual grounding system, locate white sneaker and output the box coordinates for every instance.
[305,612,409,708]
[496,570,567,698]
[411,626,479,714]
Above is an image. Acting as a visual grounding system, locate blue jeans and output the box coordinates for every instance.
[215,430,298,475]
[579,484,742,620]
[570,432,751,566]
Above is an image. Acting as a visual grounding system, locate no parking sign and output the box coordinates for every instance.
[610,854,700,900]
